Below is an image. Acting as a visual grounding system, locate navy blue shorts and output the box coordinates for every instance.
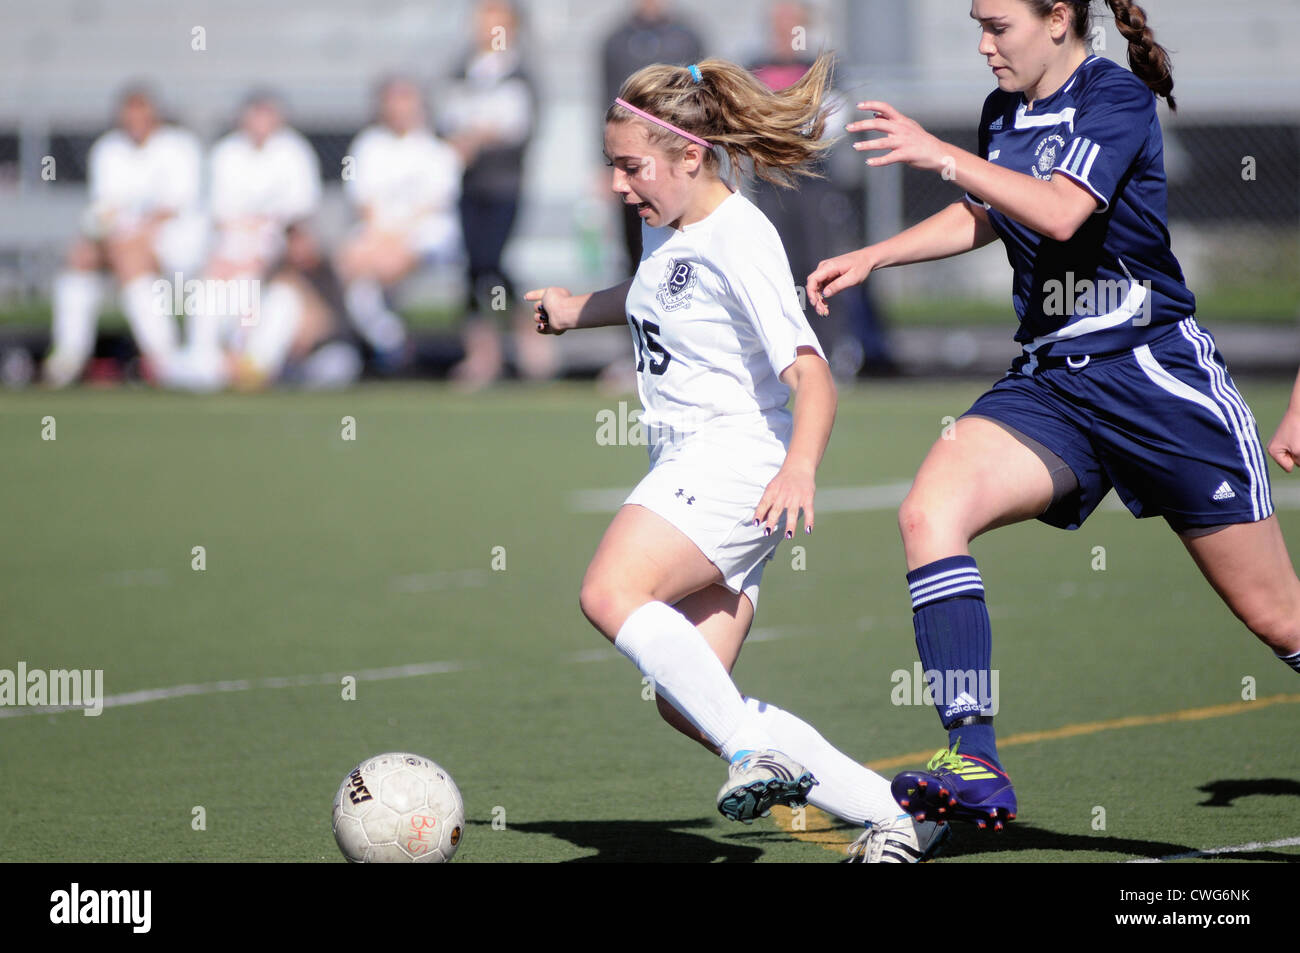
[965,317,1274,532]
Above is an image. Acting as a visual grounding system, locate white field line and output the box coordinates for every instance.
[0,660,465,719]
[1127,835,1300,862]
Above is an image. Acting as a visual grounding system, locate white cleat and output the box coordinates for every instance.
[716,749,816,823]
[845,813,952,863]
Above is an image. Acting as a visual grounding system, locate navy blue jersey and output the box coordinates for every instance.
[966,55,1197,358]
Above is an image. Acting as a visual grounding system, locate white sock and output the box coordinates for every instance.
[119,275,178,360]
[240,281,300,378]
[344,279,406,353]
[614,601,768,760]
[47,270,104,383]
[742,696,900,826]
[159,281,229,392]
[296,341,363,390]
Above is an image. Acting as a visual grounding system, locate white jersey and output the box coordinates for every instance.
[208,127,320,264]
[344,125,462,252]
[624,190,826,457]
[438,50,533,148]
[209,127,320,227]
[86,125,203,234]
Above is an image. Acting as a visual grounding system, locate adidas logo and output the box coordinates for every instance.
[1212,481,1236,502]
[989,116,1004,130]
[951,691,982,713]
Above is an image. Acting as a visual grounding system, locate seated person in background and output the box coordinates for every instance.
[161,91,339,391]
[336,76,464,372]
[273,224,363,391]
[44,85,204,387]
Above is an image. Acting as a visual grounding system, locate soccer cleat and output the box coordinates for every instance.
[716,749,816,823]
[891,742,1017,830]
[844,813,952,863]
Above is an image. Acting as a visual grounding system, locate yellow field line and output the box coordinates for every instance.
[771,692,1300,854]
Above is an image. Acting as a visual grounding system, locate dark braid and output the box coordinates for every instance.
[1104,0,1176,110]
[1022,0,1176,111]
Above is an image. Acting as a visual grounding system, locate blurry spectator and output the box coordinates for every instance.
[43,85,204,387]
[601,0,703,273]
[747,1,896,377]
[337,76,463,372]
[267,224,364,390]
[162,91,358,390]
[439,0,553,386]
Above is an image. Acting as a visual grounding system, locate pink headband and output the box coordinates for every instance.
[614,97,712,150]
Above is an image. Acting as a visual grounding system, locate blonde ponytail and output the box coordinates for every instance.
[607,52,839,188]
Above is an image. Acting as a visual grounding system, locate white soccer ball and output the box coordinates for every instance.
[332,752,465,863]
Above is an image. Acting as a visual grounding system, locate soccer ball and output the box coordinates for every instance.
[332,752,465,863]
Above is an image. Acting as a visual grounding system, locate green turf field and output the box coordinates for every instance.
[1,380,1298,863]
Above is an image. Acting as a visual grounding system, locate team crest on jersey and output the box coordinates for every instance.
[1032,133,1067,180]
[656,259,698,312]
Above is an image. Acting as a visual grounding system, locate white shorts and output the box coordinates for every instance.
[624,413,792,611]
[153,213,209,275]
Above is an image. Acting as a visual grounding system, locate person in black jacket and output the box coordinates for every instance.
[601,0,704,274]
[440,0,552,385]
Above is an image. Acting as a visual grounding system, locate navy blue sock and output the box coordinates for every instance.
[907,555,1002,768]
[1278,649,1300,674]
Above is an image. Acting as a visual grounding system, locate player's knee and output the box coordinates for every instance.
[66,241,99,270]
[1237,599,1300,654]
[898,491,947,549]
[578,577,628,640]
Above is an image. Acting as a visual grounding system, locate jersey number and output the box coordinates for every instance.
[630,317,673,376]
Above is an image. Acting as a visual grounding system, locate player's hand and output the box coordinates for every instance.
[807,249,874,317]
[848,100,950,174]
[1267,408,1300,472]
[525,287,573,335]
[754,462,816,540]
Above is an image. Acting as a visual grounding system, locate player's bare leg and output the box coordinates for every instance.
[899,416,1056,569]
[336,231,417,363]
[1181,517,1300,659]
[893,416,1056,829]
[579,505,814,820]
[104,229,177,374]
[580,503,726,640]
[450,315,504,390]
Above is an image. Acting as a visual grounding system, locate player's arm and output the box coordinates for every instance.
[1268,367,1300,473]
[753,347,837,538]
[808,200,996,316]
[849,100,1097,243]
[525,279,634,335]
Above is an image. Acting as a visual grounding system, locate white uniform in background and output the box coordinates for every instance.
[339,124,463,357]
[208,126,320,265]
[622,190,825,609]
[438,49,533,150]
[344,125,463,261]
[84,125,207,271]
[161,125,323,392]
[47,125,205,385]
